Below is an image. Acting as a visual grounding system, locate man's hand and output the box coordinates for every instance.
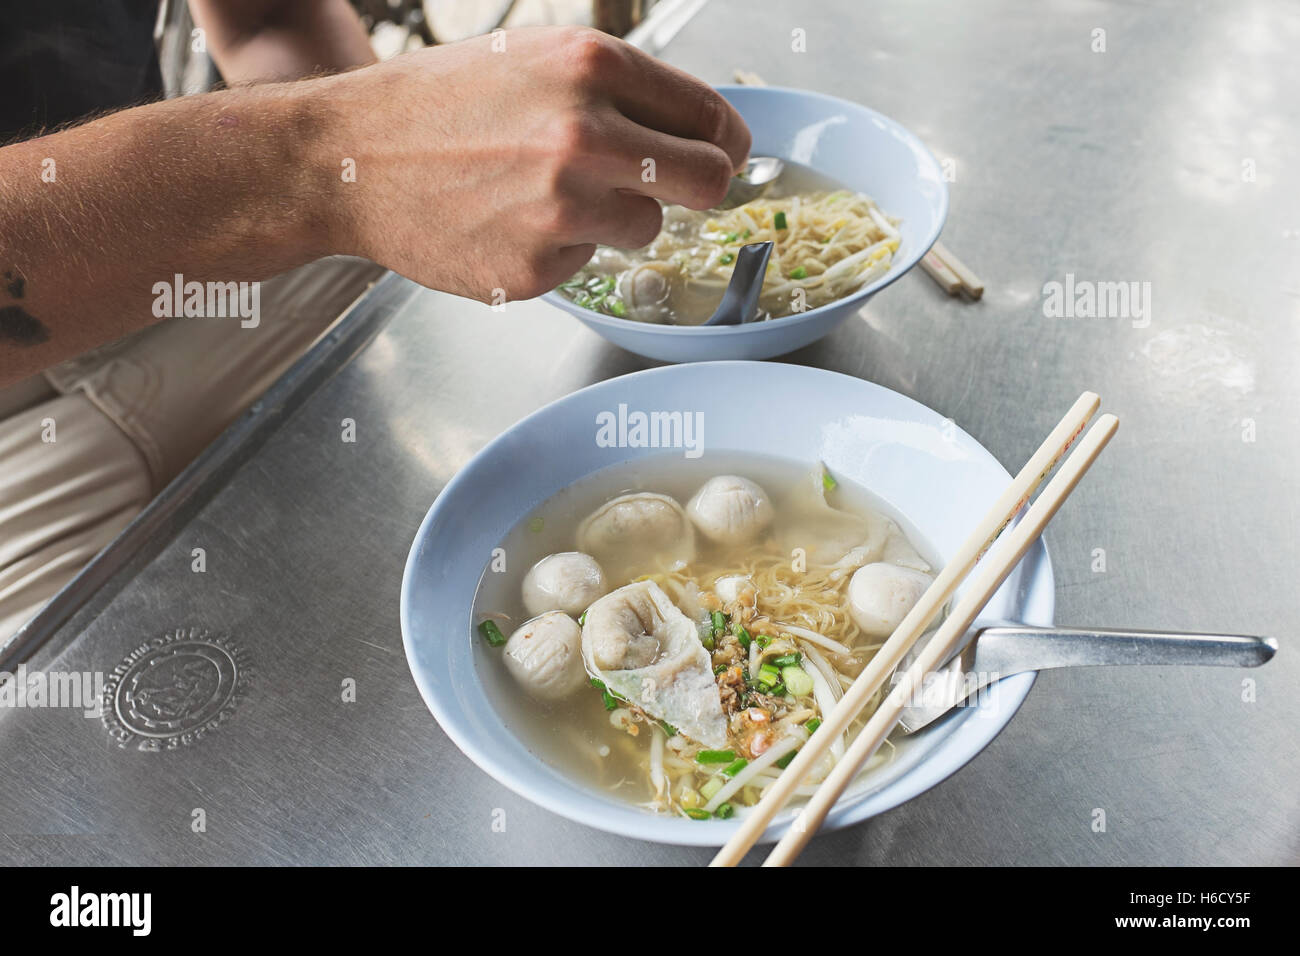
[317,26,751,301]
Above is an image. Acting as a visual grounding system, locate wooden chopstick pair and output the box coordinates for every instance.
[711,392,1119,867]
[922,241,984,299]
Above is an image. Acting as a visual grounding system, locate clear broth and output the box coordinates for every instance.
[470,451,940,811]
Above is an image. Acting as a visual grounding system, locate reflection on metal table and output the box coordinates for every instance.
[1,0,1296,865]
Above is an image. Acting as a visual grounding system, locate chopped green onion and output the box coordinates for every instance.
[756,634,771,648]
[722,757,749,778]
[789,266,807,279]
[822,468,838,491]
[700,628,715,651]
[590,676,622,711]
[775,751,797,769]
[714,803,735,819]
[774,211,788,230]
[608,298,627,317]
[697,749,737,765]
[731,622,752,648]
[684,808,712,820]
[771,653,801,667]
[719,252,735,265]
[711,610,727,636]
[781,665,814,697]
[661,721,677,737]
[714,663,728,675]
[700,776,725,801]
[577,610,588,627]
[741,229,752,239]
[724,231,739,242]
[770,681,787,697]
[757,663,781,687]
[477,620,507,647]
[804,717,822,734]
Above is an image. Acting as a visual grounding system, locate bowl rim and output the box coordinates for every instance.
[539,84,950,336]
[400,362,1054,847]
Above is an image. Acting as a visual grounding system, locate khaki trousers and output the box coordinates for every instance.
[0,256,383,642]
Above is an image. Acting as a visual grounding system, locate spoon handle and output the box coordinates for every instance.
[973,625,1277,674]
[702,240,773,326]
[897,625,1277,733]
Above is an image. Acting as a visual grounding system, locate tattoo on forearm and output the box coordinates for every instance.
[0,306,50,345]
[1,268,49,345]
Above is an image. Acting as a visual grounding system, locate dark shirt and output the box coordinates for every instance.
[0,0,162,141]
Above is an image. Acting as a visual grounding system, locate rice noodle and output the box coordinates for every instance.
[650,724,667,804]
[799,641,842,703]
[772,622,853,656]
[801,652,845,760]
[704,729,808,813]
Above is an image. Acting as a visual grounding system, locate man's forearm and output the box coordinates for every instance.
[0,82,337,385]
[191,0,377,85]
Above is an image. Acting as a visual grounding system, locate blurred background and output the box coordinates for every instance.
[159,0,661,95]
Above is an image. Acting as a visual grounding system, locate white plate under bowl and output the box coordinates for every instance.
[540,85,949,363]
[400,362,1053,846]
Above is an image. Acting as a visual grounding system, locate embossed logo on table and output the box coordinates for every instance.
[102,628,251,751]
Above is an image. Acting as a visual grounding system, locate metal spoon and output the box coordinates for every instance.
[894,624,1278,733]
[718,156,785,209]
[699,240,773,326]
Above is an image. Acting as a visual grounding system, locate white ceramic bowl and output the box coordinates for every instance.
[400,362,1053,846]
[540,86,949,363]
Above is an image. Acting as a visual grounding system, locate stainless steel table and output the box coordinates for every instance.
[2,0,1296,866]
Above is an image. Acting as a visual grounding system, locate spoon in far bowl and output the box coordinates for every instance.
[718,155,785,209]
[700,240,774,326]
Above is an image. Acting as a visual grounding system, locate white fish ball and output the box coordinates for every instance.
[686,475,774,546]
[847,562,933,638]
[502,611,586,700]
[522,551,607,617]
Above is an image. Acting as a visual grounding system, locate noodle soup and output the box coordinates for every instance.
[555,162,902,325]
[472,452,942,819]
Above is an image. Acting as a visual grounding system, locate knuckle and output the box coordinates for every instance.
[548,112,601,162]
[694,93,731,148]
[560,27,621,82]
